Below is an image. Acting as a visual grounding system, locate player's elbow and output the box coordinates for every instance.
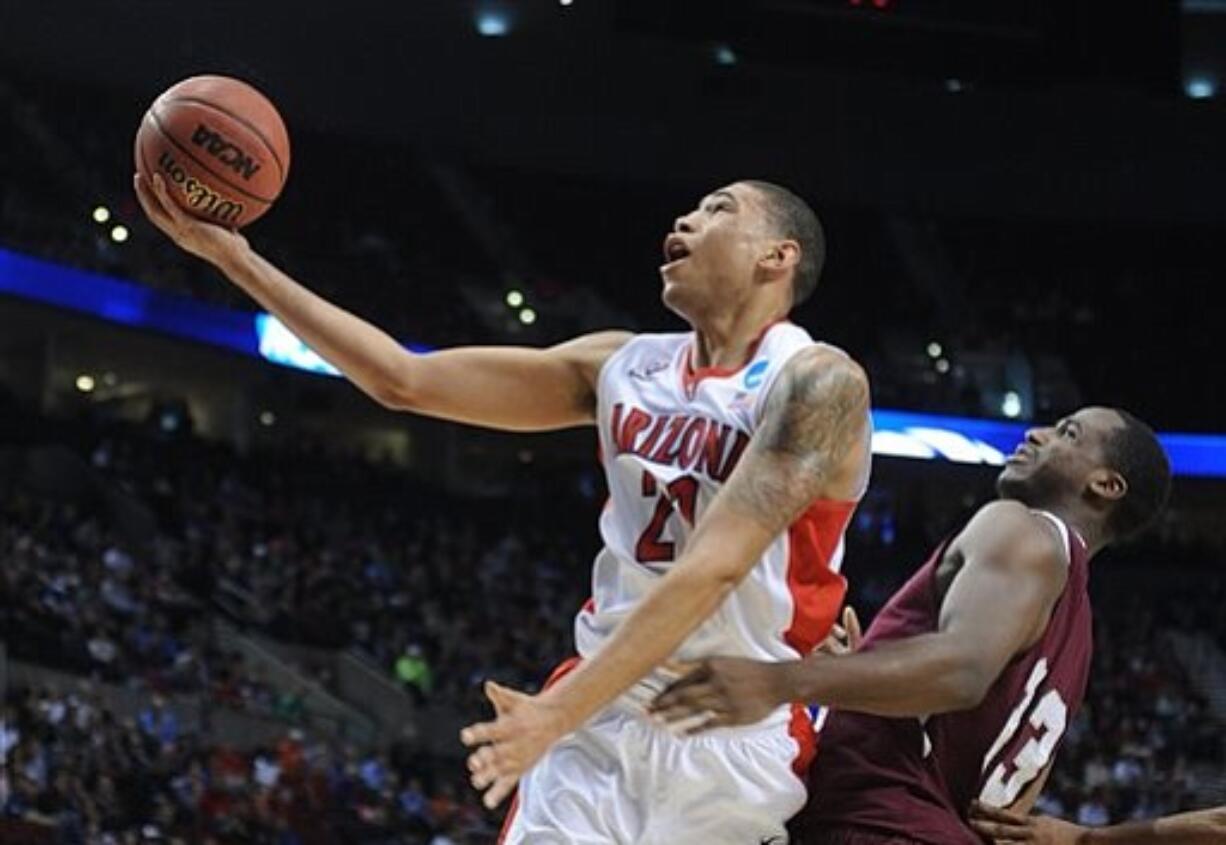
[371,361,421,411]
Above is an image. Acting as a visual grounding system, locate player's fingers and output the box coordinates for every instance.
[460,719,506,747]
[683,710,729,736]
[150,173,188,226]
[967,819,1032,842]
[652,683,722,721]
[843,606,863,651]
[133,173,174,230]
[968,801,1028,825]
[467,745,500,786]
[484,775,517,810]
[649,664,711,712]
[654,693,725,725]
[485,680,528,715]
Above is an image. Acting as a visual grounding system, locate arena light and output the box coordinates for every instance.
[110,225,129,244]
[519,308,537,325]
[259,410,276,427]
[476,10,510,36]
[1001,391,1022,419]
[75,374,96,393]
[935,358,951,374]
[944,78,965,94]
[560,0,574,5]
[926,341,942,359]
[1185,78,1216,100]
[92,206,111,224]
[713,44,737,67]
[506,289,525,308]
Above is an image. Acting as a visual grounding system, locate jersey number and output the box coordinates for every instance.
[635,472,699,563]
[978,659,1069,807]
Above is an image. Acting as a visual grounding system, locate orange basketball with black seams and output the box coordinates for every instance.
[135,75,290,227]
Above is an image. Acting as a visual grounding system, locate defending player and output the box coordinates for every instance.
[652,408,1172,844]
[135,173,871,843]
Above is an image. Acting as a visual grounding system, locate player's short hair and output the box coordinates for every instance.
[743,180,826,307]
[1101,409,1172,540]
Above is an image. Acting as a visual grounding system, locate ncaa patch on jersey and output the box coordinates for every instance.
[744,359,769,389]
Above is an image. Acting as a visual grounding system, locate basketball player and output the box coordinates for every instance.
[968,800,1226,844]
[134,173,872,843]
[651,407,1172,844]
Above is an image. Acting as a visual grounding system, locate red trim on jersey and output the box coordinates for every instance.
[497,793,521,844]
[783,499,857,656]
[497,656,583,844]
[581,596,596,614]
[680,319,788,395]
[788,703,819,777]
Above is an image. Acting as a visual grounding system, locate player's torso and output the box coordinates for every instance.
[804,512,1093,844]
[574,322,857,675]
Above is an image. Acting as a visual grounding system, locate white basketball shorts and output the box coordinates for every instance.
[498,661,814,845]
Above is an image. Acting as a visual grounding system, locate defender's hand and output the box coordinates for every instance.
[818,606,863,657]
[133,172,247,264]
[969,801,1089,844]
[649,656,793,733]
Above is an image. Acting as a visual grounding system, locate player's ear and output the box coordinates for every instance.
[759,239,800,275]
[1088,468,1127,504]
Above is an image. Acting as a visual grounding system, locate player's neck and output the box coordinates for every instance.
[1042,501,1108,557]
[690,304,786,370]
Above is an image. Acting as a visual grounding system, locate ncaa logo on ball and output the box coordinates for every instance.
[190,123,262,181]
[156,150,245,225]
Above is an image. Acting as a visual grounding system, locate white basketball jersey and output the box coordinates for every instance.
[574,322,862,699]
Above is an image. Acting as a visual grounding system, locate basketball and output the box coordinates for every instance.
[134,75,290,227]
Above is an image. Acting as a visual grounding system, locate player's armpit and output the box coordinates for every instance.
[718,345,871,547]
[380,330,631,431]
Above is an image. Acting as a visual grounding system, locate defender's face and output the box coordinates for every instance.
[996,407,1126,504]
[660,182,774,319]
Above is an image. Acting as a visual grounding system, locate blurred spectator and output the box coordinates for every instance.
[395,644,434,703]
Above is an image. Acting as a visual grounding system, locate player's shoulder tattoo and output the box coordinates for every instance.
[723,346,870,527]
[757,345,870,460]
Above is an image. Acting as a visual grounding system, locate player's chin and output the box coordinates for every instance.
[994,465,1029,497]
[659,274,692,314]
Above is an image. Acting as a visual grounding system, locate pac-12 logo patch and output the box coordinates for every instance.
[744,359,769,389]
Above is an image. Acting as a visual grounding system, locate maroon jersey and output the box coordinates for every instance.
[802,510,1093,844]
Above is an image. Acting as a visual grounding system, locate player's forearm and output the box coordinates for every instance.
[783,634,992,717]
[1083,807,1226,844]
[545,561,739,730]
[545,520,770,731]
[214,242,413,407]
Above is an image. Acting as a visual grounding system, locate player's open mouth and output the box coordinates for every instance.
[661,235,691,268]
[1006,446,1034,464]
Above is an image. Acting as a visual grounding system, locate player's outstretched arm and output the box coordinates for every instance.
[460,345,872,807]
[653,499,1068,726]
[969,801,1226,845]
[134,172,628,432]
